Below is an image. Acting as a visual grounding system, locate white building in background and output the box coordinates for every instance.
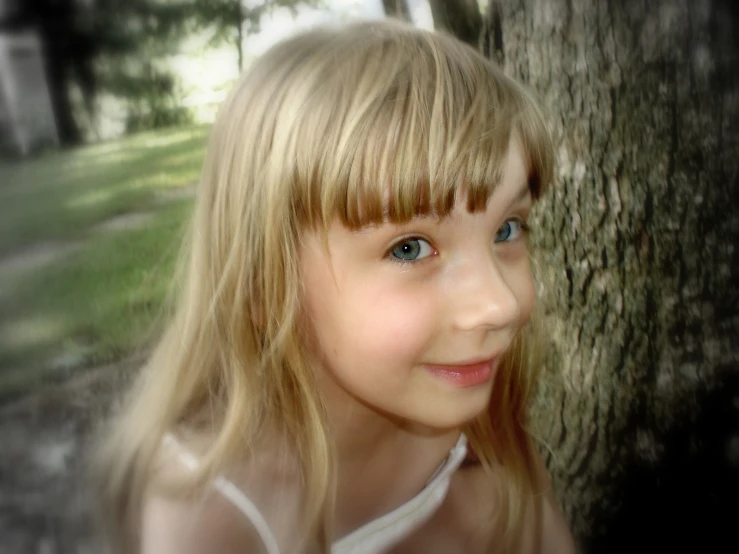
[0,31,59,156]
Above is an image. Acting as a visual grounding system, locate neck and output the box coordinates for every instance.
[330,395,458,461]
[324,387,461,539]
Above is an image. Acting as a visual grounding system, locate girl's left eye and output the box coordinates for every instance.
[389,238,435,263]
[495,219,528,243]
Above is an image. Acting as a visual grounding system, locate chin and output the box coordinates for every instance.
[410,388,492,431]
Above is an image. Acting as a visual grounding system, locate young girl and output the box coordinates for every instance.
[95,19,576,554]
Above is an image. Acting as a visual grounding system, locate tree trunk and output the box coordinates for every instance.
[481,0,739,551]
[382,0,412,22]
[40,47,81,145]
[37,0,84,145]
[235,0,244,72]
[427,0,482,47]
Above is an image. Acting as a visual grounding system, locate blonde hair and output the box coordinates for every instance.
[95,19,554,553]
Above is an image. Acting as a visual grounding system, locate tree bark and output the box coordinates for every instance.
[480,0,739,551]
[382,0,412,22]
[427,0,482,47]
[235,0,244,72]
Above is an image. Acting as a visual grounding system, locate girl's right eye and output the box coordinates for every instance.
[389,238,435,263]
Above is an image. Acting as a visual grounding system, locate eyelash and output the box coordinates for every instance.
[386,218,530,266]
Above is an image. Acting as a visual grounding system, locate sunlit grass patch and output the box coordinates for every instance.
[0,125,208,397]
[0,199,192,397]
[0,125,209,257]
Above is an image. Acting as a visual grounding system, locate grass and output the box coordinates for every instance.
[0,125,209,398]
[0,125,208,257]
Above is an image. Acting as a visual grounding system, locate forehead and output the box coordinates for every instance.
[284,29,552,232]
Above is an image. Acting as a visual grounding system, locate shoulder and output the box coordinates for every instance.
[519,450,578,554]
[447,452,577,554]
[138,434,270,554]
[141,485,269,554]
[139,431,302,554]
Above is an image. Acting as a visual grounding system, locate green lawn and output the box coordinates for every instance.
[0,125,210,398]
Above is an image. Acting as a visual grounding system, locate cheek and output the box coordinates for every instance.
[349,286,437,356]
[307,274,438,368]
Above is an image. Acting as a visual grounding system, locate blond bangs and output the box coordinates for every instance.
[285,23,553,230]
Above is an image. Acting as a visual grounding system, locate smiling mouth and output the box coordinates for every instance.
[423,358,499,388]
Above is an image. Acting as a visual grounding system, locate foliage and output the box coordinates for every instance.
[84,0,196,133]
[1,0,323,140]
[190,0,318,70]
[0,0,198,140]
[101,60,194,133]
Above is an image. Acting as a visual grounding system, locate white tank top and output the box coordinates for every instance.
[164,433,468,554]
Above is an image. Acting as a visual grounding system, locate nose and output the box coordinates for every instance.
[448,255,522,332]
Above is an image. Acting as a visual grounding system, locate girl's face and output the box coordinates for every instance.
[299,140,535,430]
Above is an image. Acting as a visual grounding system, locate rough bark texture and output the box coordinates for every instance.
[482,0,739,551]
[428,0,483,47]
[382,0,413,22]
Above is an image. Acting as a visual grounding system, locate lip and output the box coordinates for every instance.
[423,357,499,388]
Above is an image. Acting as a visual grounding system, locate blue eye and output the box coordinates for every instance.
[495,219,527,243]
[390,238,434,262]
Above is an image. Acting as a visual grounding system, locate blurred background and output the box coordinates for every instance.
[0,1,737,553]
[0,0,430,405]
[0,0,434,150]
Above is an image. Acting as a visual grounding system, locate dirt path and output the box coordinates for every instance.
[0,355,143,554]
[0,243,83,282]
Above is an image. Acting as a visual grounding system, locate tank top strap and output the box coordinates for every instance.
[163,434,282,554]
[163,432,468,554]
[332,433,468,554]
